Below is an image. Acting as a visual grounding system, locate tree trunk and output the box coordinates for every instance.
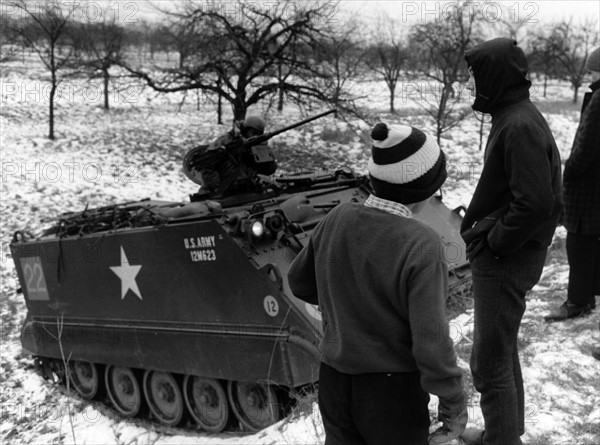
[216,78,223,124]
[217,95,223,124]
[386,78,397,113]
[103,68,110,110]
[543,74,548,98]
[278,86,284,112]
[278,62,284,111]
[436,86,450,145]
[573,85,579,104]
[479,117,485,151]
[233,103,246,121]
[49,46,56,140]
[232,90,247,121]
[49,78,56,140]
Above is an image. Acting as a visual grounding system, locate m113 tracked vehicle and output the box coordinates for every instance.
[9,111,472,432]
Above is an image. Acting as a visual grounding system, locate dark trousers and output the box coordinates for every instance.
[318,362,430,445]
[566,231,600,306]
[470,247,547,445]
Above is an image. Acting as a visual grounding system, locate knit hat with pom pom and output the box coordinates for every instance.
[368,123,447,204]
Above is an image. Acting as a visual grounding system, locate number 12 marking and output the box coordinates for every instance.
[263,295,279,317]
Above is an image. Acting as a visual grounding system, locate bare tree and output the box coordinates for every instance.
[163,17,203,69]
[274,36,304,112]
[0,15,22,65]
[488,2,531,42]
[366,16,407,114]
[528,27,561,98]
[309,19,366,110]
[9,1,77,139]
[140,21,172,62]
[548,20,599,103]
[75,18,126,110]
[121,1,337,121]
[408,1,482,144]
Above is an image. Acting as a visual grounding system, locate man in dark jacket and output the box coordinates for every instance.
[288,123,467,445]
[545,47,600,322]
[459,39,562,445]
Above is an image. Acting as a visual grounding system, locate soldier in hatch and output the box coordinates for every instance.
[194,115,277,195]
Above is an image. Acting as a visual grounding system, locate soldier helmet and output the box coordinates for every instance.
[243,115,266,134]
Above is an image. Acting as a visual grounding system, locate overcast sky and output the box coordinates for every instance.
[342,1,600,24]
[132,0,599,29]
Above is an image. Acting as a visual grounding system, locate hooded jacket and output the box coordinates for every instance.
[461,38,562,257]
[562,79,600,234]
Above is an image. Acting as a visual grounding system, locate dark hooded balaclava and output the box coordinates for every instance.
[465,38,531,114]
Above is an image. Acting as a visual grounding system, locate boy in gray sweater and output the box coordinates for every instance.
[289,123,467,445]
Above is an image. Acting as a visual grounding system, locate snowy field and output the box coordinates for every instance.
[1,60,599,445]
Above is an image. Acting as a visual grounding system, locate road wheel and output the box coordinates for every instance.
[227,381,280,431]
[143,371,184,426]
[183,375,229,432]
[105,366,143,417]
[68,360,99,400]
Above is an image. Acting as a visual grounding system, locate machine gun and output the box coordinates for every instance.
[182,109,337,190]
[231,108,337,150]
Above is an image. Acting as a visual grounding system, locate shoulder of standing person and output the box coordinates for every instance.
[580,47,600,114]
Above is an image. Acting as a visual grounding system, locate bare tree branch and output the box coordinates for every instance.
[8,0,78,139]
[119,0,340,121]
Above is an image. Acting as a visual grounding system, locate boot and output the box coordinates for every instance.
[544,301,592,322]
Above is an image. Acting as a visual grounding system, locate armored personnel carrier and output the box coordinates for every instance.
[9,112,471,433]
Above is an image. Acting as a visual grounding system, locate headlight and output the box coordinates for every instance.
[250,220,265,238]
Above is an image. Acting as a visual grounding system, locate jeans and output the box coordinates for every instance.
[566,231,600,306]
[470,246,547,445]
[318,362,431,445]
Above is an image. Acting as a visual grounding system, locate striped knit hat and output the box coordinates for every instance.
[368,123,447,204]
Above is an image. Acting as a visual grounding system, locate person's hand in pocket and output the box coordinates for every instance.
[466,236,487,261]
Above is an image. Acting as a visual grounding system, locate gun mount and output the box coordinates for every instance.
[182,109,337,195]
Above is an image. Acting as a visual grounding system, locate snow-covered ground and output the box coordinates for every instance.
[1,61,599,445]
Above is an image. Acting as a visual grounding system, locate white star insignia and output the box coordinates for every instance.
[110,246,143,300]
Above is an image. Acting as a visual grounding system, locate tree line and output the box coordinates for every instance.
[1,0,598,141]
